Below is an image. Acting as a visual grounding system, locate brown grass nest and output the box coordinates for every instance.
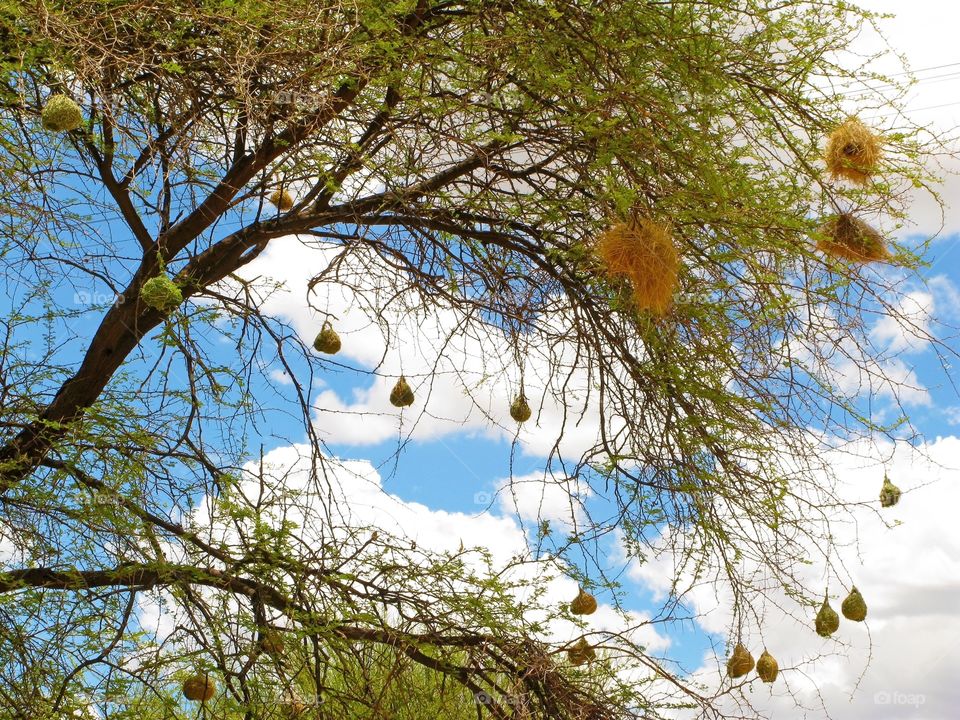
[570,588,598,616]
[726,643,754,679]
[595,217,679,316]
[816,214,888,263]
[269,188,295,211]
[755,650,779,683]
[825,117,882,184]
[389,376,415,407]
[182,674,216,702]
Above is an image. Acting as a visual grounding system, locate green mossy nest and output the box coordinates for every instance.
[755,650,779,683]
[140,275,183,312]
[841,587,867,622]
[389,376,415,407]
[880,476,901,508]
[182,674,216,702]
[570,588,598,616]
[815,597,840,638]
[41,94,83,132]
[313,321,341,354]
[510,393,532,423]
[726,643,754,679]
[567,637,596,666]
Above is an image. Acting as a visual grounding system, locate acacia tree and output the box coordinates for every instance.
[0,0,947,718]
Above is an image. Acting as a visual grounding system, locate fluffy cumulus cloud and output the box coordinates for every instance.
[625,435,960,719]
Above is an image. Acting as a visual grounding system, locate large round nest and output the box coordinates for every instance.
[825,117,882,184]
[595,217,679,316]
[816,213,888,263]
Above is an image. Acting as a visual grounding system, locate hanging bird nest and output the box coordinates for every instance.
[389,375,415,407]
[41,94,83,132]
[566,637,596,666]
[880,476,901,508]
[140,275,183,312]
[313,321,341,354]
[825,117,882,184]
[815,597,840,638]
[570,588,598,616]
[510,393,532,423]
[726,643,754,679]
[755,650,779,683]
[182,674,216,702]
[269,188,295,211]
[816,214,888,263]
[260,631,285,657]
[595,216,679,316]
[841,587,867,622]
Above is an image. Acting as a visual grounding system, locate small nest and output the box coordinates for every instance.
[569,588,597,616]
[816,214,888,263]
[41,94,83,132]
[260,631,285,657]
[140,275,183,312]
[269,188,295,211]
[510,393,532,423]
[313,321,341,354]
[726,643,754,679]
[182,674,216,702]
[566,637,596,666]
[880,476,901,508]
[755,650,779,683]
[841,587,867,622]
[825,117,882,184]
[815,597,839,638]
[389,376,415,407]
[595,217,678,316]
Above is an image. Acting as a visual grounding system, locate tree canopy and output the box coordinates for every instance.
[0,0,946,718]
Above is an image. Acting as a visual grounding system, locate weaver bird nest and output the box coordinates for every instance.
[313,321,341,354]
[140,275,183,312]
[389,376,415,407]
[566,637,596,666]
[755,650,779,683]
[41,94,83,132]
[569,588,598,616]
[182,674,216,702]
[595,216,679,316]
[880,476,901,508]
[841,587,867,622]
[816,214,888,263]
[825,117,882,184]
[726,643,754,679]
[510,393,532,423]
[815,597,840,638]
[269,188,295,211]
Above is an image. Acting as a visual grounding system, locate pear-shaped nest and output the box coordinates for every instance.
[726,643,754,679]
[825,117,882,184]
[815,597,840,638]
[41,94,83,132]
[816,214,888,263]
[595,217,679,316]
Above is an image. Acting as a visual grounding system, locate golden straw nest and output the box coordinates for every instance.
[595,216,679,316]
[816,213,888,263]
[825,117,882,184]
[268,188,295,211]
